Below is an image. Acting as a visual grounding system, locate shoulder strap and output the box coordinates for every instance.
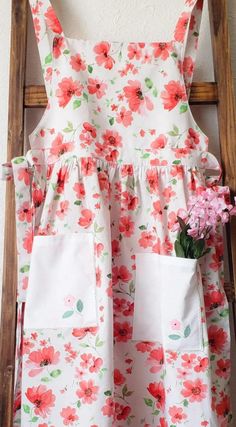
[28,0,64,98]
[173,0,204,98]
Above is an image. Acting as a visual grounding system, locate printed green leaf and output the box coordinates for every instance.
[74,200,82,205]
[171,52,178,58]
[139,225,147,230]
[45,53,52,64]
[31,416,39,422]
[183,399,189,407]
[168,334,181,340]
[73,99,82,109]
[41,376,51,382]
[77,400,81,408]
[109,117,115,126]
[63,49,70,55]
[50,369,62,378]
[62,310,74,319]
[76,299,84,313]
[180,103,188,114]
[220,309,229,318]
[83,92,89,101]
[23,404,30,414]
[104,390,112,396]
[88,65,93,73]
[20,265,30,273]
[145,77,153,89]
[13,157,25,164]
[95,335,104,347]
[141,153,150,159]
[152,88,158,97]
[184,325,191,338]
[144,398,153,407]
[172,160,181,165]
[172,179,177,185]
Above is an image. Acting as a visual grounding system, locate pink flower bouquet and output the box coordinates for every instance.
[173,187,236,259]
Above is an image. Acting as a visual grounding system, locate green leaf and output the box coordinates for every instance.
[23,404,30,414]
[183,399,189,407]
[62,310,74,318]
[77,400,81,408]
[173,125,179,134]
[180,103,188,114]
[31,416,39,422]
[73,99,82,109]
[74,200,82,205]
[95,335,104,347]
[184,325,191,338]
[63,49,70,55]
[139,225,147,230]
[153,88,158,97]
[168,334,181,340]
[145,77,153,89]
[220,308,229,318]
[174,240,185,258]
[50,369,62,378]
[13,157,25,164]
[41,376,51,382]
[141,153,150,159]
[172,160,181,165]
[88,65,93,73]
[171,52,178,58]
[152,410,160,415]
[45,53,52,64]
[144,398,153,407]
[20,265,30,273]
[83,92,89,101]
[109,117,115,126]
[104,390,112,396]
[177,216,187,231]
[76,299,84,312]
[172,179,177,185]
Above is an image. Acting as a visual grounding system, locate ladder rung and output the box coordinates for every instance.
[24,82,219,108]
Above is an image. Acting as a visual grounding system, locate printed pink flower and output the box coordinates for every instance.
[25,385,55,418]
[161,80,187,111]
[181,378,207,402]
[114,369,125,385]
[114,403,131,421]
[17,201,34,223]
[53,36,65,58]
[80,353,93,369]
[60,406,79,425]
[76,380,99,404]
[102,397,115,417]
[151,42,173,60]
[121,191,139,211]
[138,231,156,248]
[64,295,76,308]
[32,186,44,208]
[50,133,75,158]
[204,290,225,310]
[215,359,230,379]
[94,42,115,69]
[119,216,135,237]
[151,134,167,151]
[208,325,228,354]
[151,200,163,220]
[70,53,86,71]
[170,319,181,330]
[174,12,190,42]
[147,347,164,373]
[89,357,103,373]
[56,200,70,220]
[56,166,70,194]
[124,80,154,113]
[147,381,165,410]
[73,182,85,199]
[87,78,107,99]
[136,342,155,353]
[127,43,142,60]
[146,169,159,194]
[169,406,187,424]
[194,357,209,373]
[184,127,200,148]
[26,346,60,377]
[181,56,194,78]
[114,321,132,342]
[56,77,83,108]
[102,130,123,148]
[112,265,132,284]
[116,107,133,127]
[18,167,30,185]
[215,394,231,417]
[78,209,95,228]
[45,6,63,33]
[23,229,34,254]
[181,353,196,369]
[72,326,98,340]
[80,122,97,147]
[81,157,96,176]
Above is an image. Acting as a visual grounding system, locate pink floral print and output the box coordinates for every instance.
[2,0,231,426]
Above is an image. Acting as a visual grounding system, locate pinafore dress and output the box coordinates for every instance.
[1,0,233,425]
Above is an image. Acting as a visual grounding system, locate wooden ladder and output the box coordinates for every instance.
[1,1,236,425]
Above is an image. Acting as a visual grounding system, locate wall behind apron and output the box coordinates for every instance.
[0,0,236,412]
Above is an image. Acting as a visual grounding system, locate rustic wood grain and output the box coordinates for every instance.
[0,1,28,426]
[209,0,236,312]
[24,82,219,107]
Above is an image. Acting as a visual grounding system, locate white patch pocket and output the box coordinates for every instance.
[132,253,204,351]
[24,232,98,329]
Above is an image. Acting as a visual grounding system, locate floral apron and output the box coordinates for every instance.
[1,0,232,425]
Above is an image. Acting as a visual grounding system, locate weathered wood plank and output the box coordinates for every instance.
[0,1,28,426]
